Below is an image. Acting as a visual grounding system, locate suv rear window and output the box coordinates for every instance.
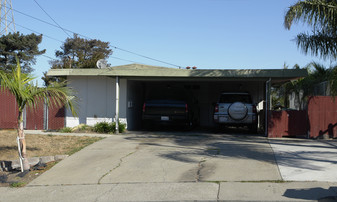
[219,94,252,103]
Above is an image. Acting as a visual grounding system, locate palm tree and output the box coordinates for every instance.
[0,57,77,171]
[284,0,337,59]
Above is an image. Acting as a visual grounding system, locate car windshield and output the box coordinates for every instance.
[219,94,252,103]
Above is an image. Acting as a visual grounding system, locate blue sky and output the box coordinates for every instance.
[12,0,331,85]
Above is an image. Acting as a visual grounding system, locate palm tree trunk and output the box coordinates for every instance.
[17,111,30,171]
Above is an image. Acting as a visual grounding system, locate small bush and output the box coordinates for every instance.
[118,122,126,133]
[59,127,72,133]
[93,122,126,134]
[110,122,127,133]
[93,122,111,133]
[111,122,127,133]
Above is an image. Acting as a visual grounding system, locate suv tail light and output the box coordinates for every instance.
[185,104,188,113]
[214,104,219,113]
[143,103,146,112]
[252,105,257,113]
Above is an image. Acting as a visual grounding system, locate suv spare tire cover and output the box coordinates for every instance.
[228,102,248,120]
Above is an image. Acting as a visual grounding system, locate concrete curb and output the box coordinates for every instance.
[1,182,337,201]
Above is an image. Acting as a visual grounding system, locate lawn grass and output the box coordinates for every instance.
[0,130,103,161]
[0,129,104,187]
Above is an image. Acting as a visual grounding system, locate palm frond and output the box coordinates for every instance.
[28,81,78,116]
[1,57,78,116]
[285,0,337,30]
[295,31,337,59]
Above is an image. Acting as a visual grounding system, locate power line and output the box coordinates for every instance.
[15,22,149,64]
[15,22,63,42]
[32,0,71,38]
[8,6,65,32]
[111,56,143,64]
[15,21,148,65]
[9,5,183,68]
[15,22,147,64]
[41,54,55,60]
[111,47,181,68]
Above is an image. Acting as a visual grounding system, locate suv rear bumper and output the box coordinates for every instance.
[213,113,257,126]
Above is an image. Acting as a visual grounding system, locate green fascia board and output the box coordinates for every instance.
[46,64,308,79]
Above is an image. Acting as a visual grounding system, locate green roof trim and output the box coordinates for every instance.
[47,64,308,79]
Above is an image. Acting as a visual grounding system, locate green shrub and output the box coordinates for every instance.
[93,122,111,133]
[59,127,72,133]
[118,122,126,133]
[93,122,126,134]
[110,122,127,133]
[109,122,116,134]
[108,122,116,134]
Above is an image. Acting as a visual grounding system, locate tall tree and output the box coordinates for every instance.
[0,32,45,73]
[0,57,77,171]
[51,34,112,69]
[284,0,337,60]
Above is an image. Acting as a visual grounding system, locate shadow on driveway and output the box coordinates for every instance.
[270,139,337,181]
[125,131,274,164]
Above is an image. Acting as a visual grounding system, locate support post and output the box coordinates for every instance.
[115,76,119,134]
[43,98,49,130]
[265,78,271,137]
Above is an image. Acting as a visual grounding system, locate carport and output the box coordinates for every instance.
[47,64,307,133]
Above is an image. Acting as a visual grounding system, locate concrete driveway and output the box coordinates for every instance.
[29,132,281,185]
[270,138,337,182]
[2,131,337,201]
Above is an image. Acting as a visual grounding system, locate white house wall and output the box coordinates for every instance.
[66,76,127,128]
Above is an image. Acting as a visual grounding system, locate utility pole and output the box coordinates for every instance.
[0,0,16,35]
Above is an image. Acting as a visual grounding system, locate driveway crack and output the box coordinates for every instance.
[216,182,221,201]
[196,157,206,182]
[98,151,137,184]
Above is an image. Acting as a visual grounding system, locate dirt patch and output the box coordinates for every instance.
[0,161,57,187]
[0,130,104,187]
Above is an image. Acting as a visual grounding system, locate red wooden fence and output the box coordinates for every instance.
[25,99,44,130]
[308,96,337,138]
[268,110,308,138]
[48,105,65,130]
[0,90,65,130]
[268,96,337,138]
[0,89,18,129]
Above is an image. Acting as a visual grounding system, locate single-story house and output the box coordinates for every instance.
[47,64,308,133]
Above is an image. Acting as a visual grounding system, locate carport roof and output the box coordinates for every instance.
[47,63,308,82]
